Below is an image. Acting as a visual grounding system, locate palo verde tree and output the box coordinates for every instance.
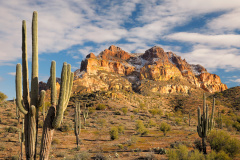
[16,11,74,160]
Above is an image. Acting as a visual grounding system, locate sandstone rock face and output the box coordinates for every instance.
[77,45,227,94]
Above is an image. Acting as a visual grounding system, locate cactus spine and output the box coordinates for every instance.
[74,101,81,148]
[197,94,215,154]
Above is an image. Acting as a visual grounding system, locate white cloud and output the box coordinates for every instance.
[8,72,16,76]
[166,33,240,48]
[230,79,240,83]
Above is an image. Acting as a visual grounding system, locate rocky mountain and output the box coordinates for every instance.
[76,45,227,95]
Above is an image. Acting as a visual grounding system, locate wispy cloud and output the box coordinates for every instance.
[0,0,239,73]
[8,72,16,76]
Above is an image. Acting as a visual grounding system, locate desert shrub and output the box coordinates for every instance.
[207,130,240,157]
[114,111,121,115]
[145,152,157,160]
[118,125,125,135]
[110,127,118,140]
[130,115,135,121]
[159,122,171,136]
[128,135,138,146]
[189,150,205,160]
[133,109,139,114]
[149,109,163,117]
[147,119,156,128]
[88,107,96,114]
[96,104,106,110]
[193,139,202,152]
[121,107,128,115]
[0,91,7,102]
[135,120,149,136]
[177,145,189,160]
[0,144,5,151]
[11,156,18,160]
[175,118,182,125]
[51,138,60,145]
[59,122,72,132]
[232,121,240,131]
[95,153,107,160]
[74,151,90,160]
[167,148,178,160]
[206,150,231,160]
[139,103,146,110]
[5,126,18,133]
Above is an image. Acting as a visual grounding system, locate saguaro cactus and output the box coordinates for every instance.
[40,61,73,159]
[16,12,45,160]
[74,101,81,148]
[83,103,89,128]
[16,11,74,160]
[197,94,215,154]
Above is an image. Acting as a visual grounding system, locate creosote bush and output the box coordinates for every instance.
[110,127,119,140]
[121,107,128,115]
[160,122,171,136]
[135,120,149,136]
[96,104,106,110]
[0,91,7,102]
[207,130,240,157]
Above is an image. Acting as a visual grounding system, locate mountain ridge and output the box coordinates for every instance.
[76,45,227,95]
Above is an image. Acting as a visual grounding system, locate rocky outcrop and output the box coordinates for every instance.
[78,45,227,94]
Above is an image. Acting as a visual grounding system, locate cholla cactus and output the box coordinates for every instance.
[74,101,81,148]
[197,94,215,154]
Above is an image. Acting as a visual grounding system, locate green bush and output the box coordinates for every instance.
[121,107,128,115]
[206,150,231,160]
[88,107,95,114]
[135,120,149,136]
[175,118,182,125]
[139,103,146,110]
[118,125,125,135]
[232,121,240,131]
[96,104,106,110]
[160,122,171,136]
[133,109,139,114]
[149,109,163,117]
[110,127,118,140]
[0,91,7,102]
[189,149,205,160]
[207,130,240,157]
[147,119,156,128]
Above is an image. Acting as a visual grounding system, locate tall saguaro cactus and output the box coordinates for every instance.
[16,11,74,160]
[74,101,81,148]
[197,93,215,154]
[16,11,45,160]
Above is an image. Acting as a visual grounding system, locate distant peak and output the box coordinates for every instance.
[108,45,122,52]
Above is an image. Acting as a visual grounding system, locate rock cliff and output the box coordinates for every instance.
[77,45,227,94]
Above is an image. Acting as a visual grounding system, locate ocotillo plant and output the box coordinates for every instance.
[197,94,215,154]
[74,101,81,148]
[16,11,74,160]
[83,103,89,128]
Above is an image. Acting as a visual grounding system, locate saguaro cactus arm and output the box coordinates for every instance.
[16,64,28,115]
[38,90,46,107]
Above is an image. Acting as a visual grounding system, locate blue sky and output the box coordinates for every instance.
[0,0,240,100]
